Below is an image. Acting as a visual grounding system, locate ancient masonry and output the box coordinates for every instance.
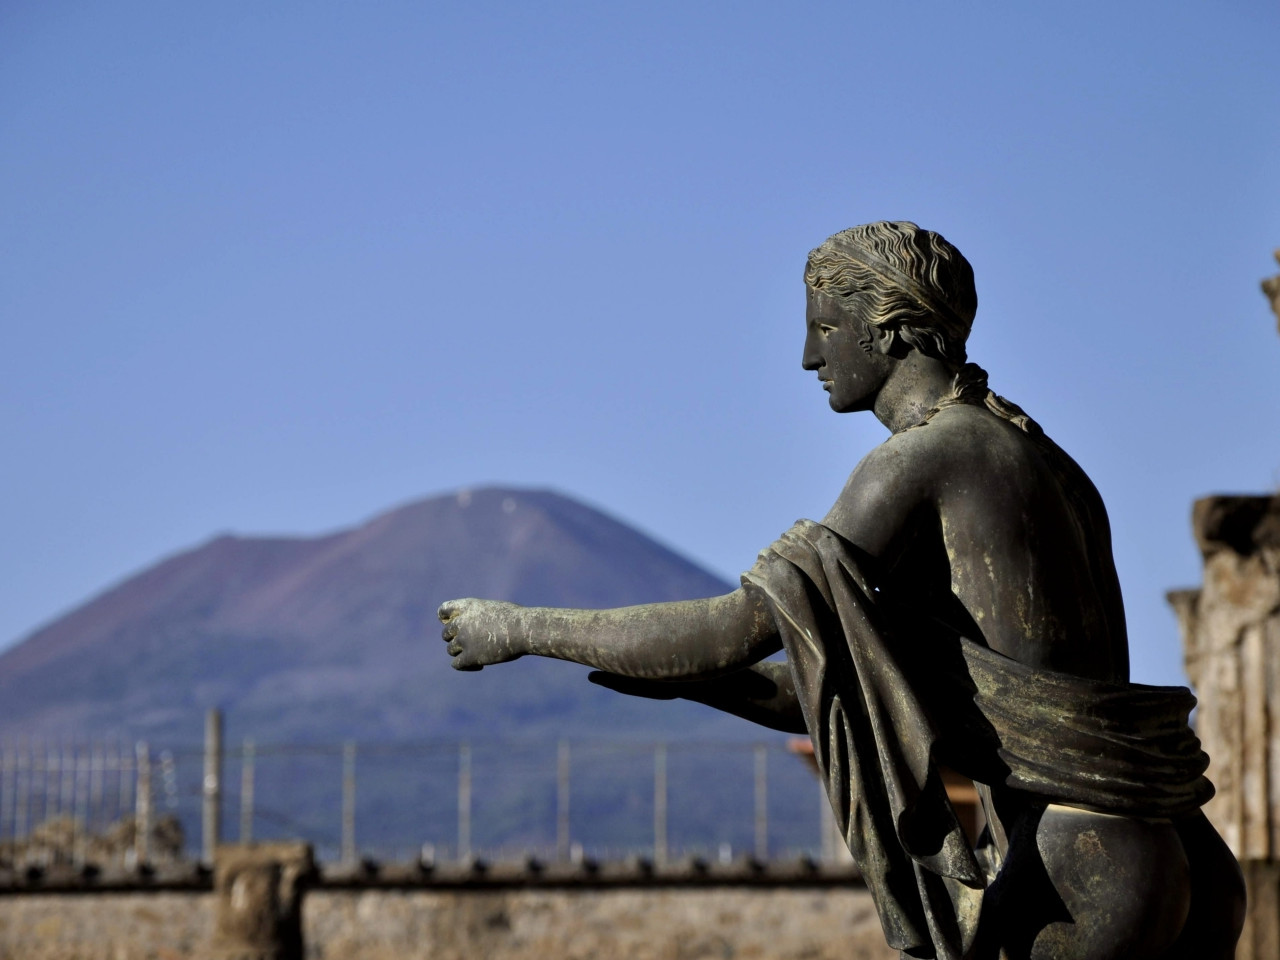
[0,850,895,960]
[1168,256,1280,960]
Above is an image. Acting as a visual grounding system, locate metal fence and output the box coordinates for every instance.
[0,712,838,867]
[0,741,142,862]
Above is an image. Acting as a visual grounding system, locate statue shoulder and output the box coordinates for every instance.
[861,403,1053,510]
[898,402,1041,473]
[828,404,1046,555]
[823,425,949,555]
[868,404,1003,480]
[896,404,1100,527]
[827,404,1066,572]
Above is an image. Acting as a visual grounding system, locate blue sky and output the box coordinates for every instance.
[2,1,1278,687]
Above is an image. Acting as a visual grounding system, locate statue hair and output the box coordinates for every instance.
[805,221,1041,435]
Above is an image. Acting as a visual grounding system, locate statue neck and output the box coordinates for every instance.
[872,352,958,434]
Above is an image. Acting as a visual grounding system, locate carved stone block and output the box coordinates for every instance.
[207,842,314,960]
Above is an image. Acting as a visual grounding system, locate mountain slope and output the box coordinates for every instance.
[0,488,739,744]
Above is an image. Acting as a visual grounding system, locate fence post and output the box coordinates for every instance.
[203,708,223,864]
[0,741,10,845]
[3,741,15,845]
[135,741,151,866]
[240,738,255,844]
[73,743,89,864]
[654,742,668,866]
[14,742,28,842]
[754,743,768,861]
[341,740,356,865]
[59,740,73,821]
[117,741,132,826]
[457,741,471,862]
[91,742,105,834]
[556,740,571,862]
[41,742,54,829]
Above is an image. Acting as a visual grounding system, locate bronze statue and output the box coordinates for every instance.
[438,222,1244,960]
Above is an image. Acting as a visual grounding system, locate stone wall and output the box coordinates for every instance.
[305,886,893,960]
[1169,493,1280,958]
[0,884,894,960]
[1169,495,1280,859]
[0,892,213,960]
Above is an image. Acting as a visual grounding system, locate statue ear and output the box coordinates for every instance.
[870,325,897,356]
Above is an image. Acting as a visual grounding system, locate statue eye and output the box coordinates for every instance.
[819,324,837,336]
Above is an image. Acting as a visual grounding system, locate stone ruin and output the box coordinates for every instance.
[1168,253,1280,960]
[209,842,314,960]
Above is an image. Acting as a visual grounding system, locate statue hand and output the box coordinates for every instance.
[437,599,528,671]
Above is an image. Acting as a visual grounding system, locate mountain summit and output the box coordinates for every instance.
[0,488,736,744]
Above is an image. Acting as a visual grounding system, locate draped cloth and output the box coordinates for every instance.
[740,520,1213,960]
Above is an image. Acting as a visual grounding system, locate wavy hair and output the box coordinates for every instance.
[805,221,1040,434]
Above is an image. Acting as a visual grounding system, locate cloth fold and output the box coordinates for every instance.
[740,520,1212,960]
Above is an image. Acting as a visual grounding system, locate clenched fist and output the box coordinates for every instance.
[437,599,530,671]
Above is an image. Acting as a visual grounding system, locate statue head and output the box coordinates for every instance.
[804,221,977,368]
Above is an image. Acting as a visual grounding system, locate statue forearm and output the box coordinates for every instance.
[525,590,778,678]
[439,587,781,678]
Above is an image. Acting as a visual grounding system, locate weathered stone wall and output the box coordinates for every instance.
[0,892,213,960]
[0,884,894,960]
[1170,494,1280,959]
[1169,495,1280,859]
[304,886,894,960]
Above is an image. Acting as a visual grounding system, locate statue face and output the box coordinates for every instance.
[803,287,894,413]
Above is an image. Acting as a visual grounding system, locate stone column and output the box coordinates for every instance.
[1169,494,1280,957]
[207,842,315,960]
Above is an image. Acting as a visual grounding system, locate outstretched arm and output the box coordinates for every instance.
[438,587,780,680]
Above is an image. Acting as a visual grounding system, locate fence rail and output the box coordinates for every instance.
[0,711,840,869]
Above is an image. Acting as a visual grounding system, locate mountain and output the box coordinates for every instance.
[0,487,740,745]
[0,489,830,860]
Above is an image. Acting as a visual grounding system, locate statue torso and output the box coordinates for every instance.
[822,403,1129,682]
